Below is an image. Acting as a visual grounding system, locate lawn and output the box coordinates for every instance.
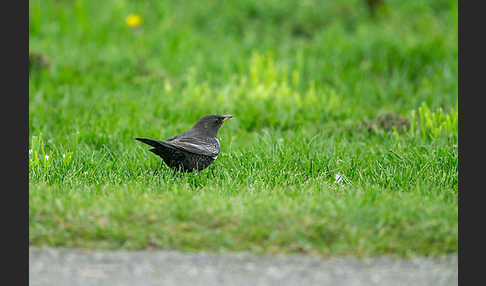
[29,0,458,257]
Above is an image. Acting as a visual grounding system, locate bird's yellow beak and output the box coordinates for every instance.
[222,114,233,123]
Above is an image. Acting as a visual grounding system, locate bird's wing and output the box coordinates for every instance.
[164,136,219,158]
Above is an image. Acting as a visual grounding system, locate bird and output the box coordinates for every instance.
[136,114,233,175]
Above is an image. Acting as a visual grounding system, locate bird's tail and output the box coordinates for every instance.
[135,137,164,148]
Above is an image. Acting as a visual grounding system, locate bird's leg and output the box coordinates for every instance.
[194,161,199,176]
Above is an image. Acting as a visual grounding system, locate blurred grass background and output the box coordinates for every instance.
[29,0,457,257]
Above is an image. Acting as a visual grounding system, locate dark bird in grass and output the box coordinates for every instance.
[136,114,233,175]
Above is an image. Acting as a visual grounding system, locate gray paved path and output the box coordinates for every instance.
[29,247,457,286]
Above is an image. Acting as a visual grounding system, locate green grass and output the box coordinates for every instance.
[29,0,458,257]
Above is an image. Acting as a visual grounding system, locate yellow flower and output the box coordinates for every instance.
[126,14,142,28]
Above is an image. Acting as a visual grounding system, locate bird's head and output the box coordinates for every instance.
[191,114,233,137]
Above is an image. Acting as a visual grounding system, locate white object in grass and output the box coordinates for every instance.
[334,173,344,184]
